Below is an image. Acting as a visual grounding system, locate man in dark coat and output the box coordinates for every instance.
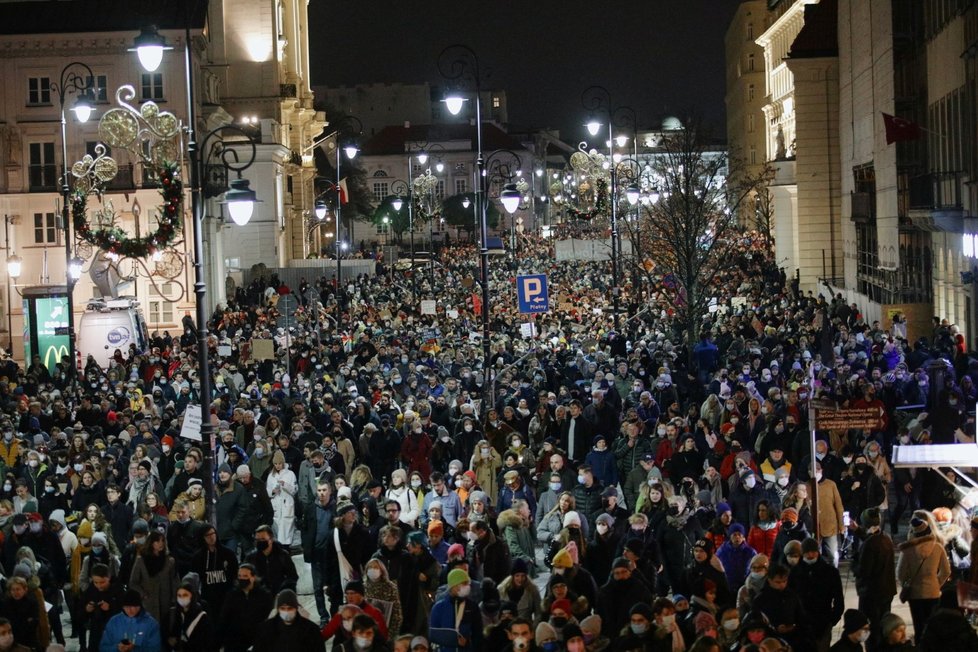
[101,484,134,553]
[245,524,299,594]
[235,465,273,556]
[220,562,274,652]
[656,497,704,594]
[300,479,336,624]
[469,519,511,584]
[849,508,896,650]
[214,464,247,550]
[752,564,810,651]
[560,401,592,463]
[789,537,844,651]
[190,524,238,619]
[596,558,653,639]
[728,470,776,527]
[252,589,324,651]
[681,538,732,606]
[78,562,124,652]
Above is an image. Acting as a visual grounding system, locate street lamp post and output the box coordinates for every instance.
[332,116,362,295]
[4,215,20,352]
[439,44,494,401]
[389,179,415,295]
[52,62,96,400]
[581,86,637,330]
[134,25,258,523]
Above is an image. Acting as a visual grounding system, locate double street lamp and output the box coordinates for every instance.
[133,23,258,523]
[581,86,638,329]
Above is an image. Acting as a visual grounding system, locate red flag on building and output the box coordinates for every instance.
[471,293,482,315]
[882,113,922,145]
[338,178,350,204]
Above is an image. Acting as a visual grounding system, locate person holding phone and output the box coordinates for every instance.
[99,589,162,652]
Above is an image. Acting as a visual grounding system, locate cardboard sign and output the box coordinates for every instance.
[180,405,203,442]
[251,338,275,361]
[520,322,537,339]
[217,345,232,357]
[421,300,437,315]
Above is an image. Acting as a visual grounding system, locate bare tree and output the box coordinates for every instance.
[637,119,767,364]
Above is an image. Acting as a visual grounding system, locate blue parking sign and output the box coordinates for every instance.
[517,274,549,314]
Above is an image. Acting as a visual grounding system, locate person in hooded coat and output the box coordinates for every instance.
[596,558,653,640]
[656,496,704,594]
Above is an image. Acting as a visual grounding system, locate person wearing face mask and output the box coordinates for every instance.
[811,461,846,567]
[830,609,871,652]
[253,589,324,652]
[839,454,885,542]
[428,568,482,651]
[846,508,896,650]
[164,580,214,651]
[729,469,775,528]
[788,537,844,649]
[218,563,273,652]
[363,559,404,636]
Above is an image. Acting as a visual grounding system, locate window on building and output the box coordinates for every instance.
[372,181,389,203]
[435,180,445,199]
[750,147,757,165]
[148,282,175,324]
[140,73,164,101]
[27,77,51,105]
[85,74,108,102]
[28,142,57,191]
[748,84,755,102]
[748,114,755,133]
[492,96,501,108]
[455,178,467,194]
[747,23,754,40]
[33,212,57,245]
[748,54,755,72]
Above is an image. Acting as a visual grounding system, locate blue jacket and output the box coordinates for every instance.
[715,539,757,590]
[429,594,482,652]
[585,448,618,488]
[497,481,537,517]
[100,608,162,652]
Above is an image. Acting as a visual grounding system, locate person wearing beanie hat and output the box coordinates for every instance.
[319,580,390,643]
[848,507,896,650]
[791,535,845,650]
[620,602,655,647]
[879,612,910,648]
[595,552,653,643]
[497,557,542,630]
[834,608,870,649]
[783,539,803,566]
[684,536,732,608]
[535,621,558,647]
[716,521,757,592]
[551,546,574,570]
[100,587,162,651]
[168,578,212,649]
[252,588,322,650]
[897,509,951,638]
[562,622,585,648]
[429,566,482,650]
[422,472,464,528]
[693,609,718,637]
[562,510,582,529]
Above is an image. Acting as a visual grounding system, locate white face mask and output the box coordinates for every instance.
[457,584,471,598]
[177,596,191,608]
[777,476,789,487]
[596,523,608,535]
[723,618,740,631]
[367,568,381,581]
[857,630,870,643]
[815,472,823,482]
[278,609,296,622]
[744,475,756,489]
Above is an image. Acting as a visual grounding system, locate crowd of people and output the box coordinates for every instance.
[0,228,974,652]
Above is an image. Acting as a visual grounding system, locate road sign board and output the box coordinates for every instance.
[814,406,885,431]
[517,274,549,314]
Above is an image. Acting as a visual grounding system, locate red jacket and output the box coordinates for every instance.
[320,599,389,641]
[747,523,781,558]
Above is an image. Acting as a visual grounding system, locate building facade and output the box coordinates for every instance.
[754,0,842,292]
[837,0,974,344]
[725,0,769,227]
[0,0,325,361]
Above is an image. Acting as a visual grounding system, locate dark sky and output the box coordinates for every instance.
[308,0,741,140]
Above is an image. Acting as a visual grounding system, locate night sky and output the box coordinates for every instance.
[308,0,741,140]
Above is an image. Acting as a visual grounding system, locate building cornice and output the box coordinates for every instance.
[756,0,819,47]
[0,35,187,58]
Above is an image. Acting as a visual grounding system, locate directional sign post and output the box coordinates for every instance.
[814,406,886,431]
[517,274,549,314]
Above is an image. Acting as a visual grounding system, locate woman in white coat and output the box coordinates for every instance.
[266,450,299,546]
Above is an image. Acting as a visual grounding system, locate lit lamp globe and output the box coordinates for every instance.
[462,197,471,209]
[68,256,85,281]
[6,254,22,279]
[130,25,172,72]
[315,199,327,220]
[626,183,640,206]
[416,150,429,165]
[586,120,602,137]
[500,183,521,215]
[391,197,404,211]
[343,144,359,160]
[71,90,96,123]
[443,94,467,116]
[224,178,258,226]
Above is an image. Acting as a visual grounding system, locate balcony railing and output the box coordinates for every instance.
[909,171,964,211]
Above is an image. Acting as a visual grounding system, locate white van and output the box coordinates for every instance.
[76,298,150,369]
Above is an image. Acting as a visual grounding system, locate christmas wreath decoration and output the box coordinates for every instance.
[71,161,182,259]
[68,85,185,261]
[568,177,609,220]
